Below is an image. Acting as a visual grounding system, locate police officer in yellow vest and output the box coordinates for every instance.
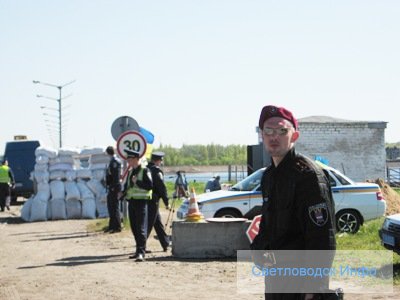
[123,149,153,262]
[0,159,15,211]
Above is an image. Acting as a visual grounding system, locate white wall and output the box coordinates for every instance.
[295,120,387,182]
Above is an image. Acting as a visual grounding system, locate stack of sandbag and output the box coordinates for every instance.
[87,178,109,218]
[76,179,97,219]
[27,147,56,222]
[87,148,110,181]
[21,146,113,222]
[80,147,110,218]
[48,148,80,220]
[65,178,81,219]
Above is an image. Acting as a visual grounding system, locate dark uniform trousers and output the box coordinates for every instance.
[147,200,170,249]
[107,188,121,231]
[128,199,148,256]
[0,183,10,211]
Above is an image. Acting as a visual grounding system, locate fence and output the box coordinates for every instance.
[164,165,247,183]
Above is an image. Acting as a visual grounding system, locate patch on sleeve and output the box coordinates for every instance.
[263,196,269,203]
[308,203,329,226]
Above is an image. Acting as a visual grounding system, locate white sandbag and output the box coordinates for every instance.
[80,147,105,156]
[65,181,80,201]
[49,170,65,181]
[35,147,57,159]
[20,196,34,222]
[89,163,108,171]
[30,197,48,222]
[81,198,96,219]
[76,180,94,199]
[86,179,105,197]
[65,170,77,181]
[36,155,49,164]
[49,155,76,165]
[89,154,110,164]
[76,169,92,179]
[48,162,74,172]
[96,191,109,218]
[49,198,67,220]
[37,183,51,201]
[91,169,106,181]
[66,199,82,219]
[34,170,50,183]
[50,180,65,199]
[58,148,80,156]
[34,163,48,171]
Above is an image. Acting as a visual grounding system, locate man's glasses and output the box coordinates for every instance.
[262,127,291,136]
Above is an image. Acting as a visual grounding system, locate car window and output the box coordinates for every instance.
[230,168,263,191]
[324,171,337,187]
[330,169,352,185]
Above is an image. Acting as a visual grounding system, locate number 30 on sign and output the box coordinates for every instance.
[116,130,147,160]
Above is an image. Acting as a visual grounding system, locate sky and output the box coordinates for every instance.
[1,0,399,152]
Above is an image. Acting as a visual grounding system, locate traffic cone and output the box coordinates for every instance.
[185,187,204,222]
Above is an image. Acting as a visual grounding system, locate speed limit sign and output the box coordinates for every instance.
[116,130,147,160]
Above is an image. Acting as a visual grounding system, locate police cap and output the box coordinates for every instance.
[151,151,165,161]
[124,149,140,159]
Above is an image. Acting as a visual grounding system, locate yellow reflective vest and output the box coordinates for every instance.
[126,168,152,200]
[0,165,11,183]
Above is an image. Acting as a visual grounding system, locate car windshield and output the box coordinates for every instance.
[230,168,264,191]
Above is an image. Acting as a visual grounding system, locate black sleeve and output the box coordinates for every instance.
[9,169,15,184]
[250,171,268,250]
[294,170,336,251]
[109,160,121,190]
[153,170,169,206]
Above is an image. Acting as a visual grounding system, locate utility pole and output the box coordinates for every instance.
[33,80,75,148]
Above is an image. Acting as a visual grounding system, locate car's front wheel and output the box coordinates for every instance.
[336,210,361,233]
[214,208,242,218]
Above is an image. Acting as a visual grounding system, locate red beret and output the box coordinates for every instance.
[259,105,298,129]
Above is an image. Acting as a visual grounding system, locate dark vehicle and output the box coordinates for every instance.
[2,140,40,202]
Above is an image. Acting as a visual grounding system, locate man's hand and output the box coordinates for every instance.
[251,251,276,269]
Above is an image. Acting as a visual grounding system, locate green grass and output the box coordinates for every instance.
[336,217,400,285]
[336,217,386,250]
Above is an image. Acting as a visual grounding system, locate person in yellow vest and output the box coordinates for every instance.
[0,159,15,211]
[123,149,153,262]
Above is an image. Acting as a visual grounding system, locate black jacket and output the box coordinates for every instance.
[251,148,336,251]
[148,162,169,207]
[106,156,121,192]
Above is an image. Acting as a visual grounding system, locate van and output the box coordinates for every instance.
[2,140,40,202]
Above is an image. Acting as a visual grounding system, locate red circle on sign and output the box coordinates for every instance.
[116,130,147,160]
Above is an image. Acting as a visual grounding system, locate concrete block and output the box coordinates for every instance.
[171,220,251,259]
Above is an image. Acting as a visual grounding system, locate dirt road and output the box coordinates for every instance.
[0,205,399,300]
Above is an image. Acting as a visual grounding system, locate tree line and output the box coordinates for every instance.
[154,144,247,166]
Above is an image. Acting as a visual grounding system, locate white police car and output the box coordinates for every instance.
[379,214,400,254]
[176,162,386,233]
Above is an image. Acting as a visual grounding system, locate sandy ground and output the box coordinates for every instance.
[0,204,399,300]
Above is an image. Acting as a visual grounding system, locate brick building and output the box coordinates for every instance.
[295,116,387,182]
